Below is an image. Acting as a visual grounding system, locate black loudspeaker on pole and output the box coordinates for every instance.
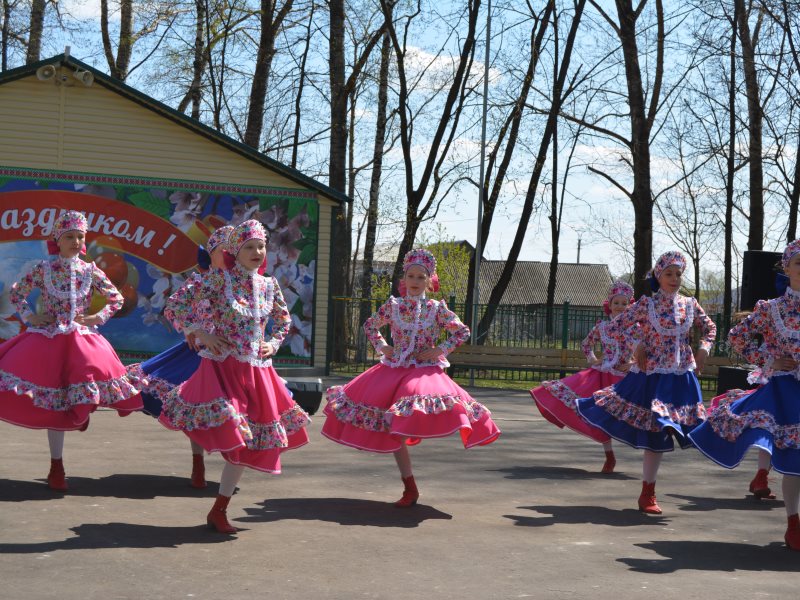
[739,250,782,312]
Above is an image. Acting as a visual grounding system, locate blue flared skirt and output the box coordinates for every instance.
[128,342,200,417]
[575,370,706,452]
[688,374,800,476]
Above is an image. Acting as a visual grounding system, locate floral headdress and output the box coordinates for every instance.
[226,219,268,257]
[53,210,88,241]
[782,239,800,271]
[402,248,437,275]
[647,250,686,292]
[603,280,634,315]
[652,251,687,278]
[49,210,88,255]
[207,225,234,254]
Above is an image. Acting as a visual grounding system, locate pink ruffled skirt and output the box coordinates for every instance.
[322,363,501,453]
[0,330,144,430]
[158,356,310,473]
[531,368,621,443]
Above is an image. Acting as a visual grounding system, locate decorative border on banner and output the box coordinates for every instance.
[0,166,317,199]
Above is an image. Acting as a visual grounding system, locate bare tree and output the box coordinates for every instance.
[379,0,482,289]
[24,0,45,64]
[734,0,764,250]
[243,0,294,148]
[476,0,586,340]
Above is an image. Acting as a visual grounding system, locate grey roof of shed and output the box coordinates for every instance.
[473,261,613,306]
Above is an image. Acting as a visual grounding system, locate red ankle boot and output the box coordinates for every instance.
[601,450,616,474]
[395,475,419,507]
[47,458,68,491]
[749,468,775,499]
[785,514,800,551]
[638,481,662,514]
[207,494,237,533]
[190,454,207,489]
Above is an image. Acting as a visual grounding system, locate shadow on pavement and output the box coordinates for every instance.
[667,493,783,512]
[618,540,798,573]
[240,497,453,528]
[0,522,232,553]
[0,475,217,501]
[505,505,669,527]
[490,465,636,481]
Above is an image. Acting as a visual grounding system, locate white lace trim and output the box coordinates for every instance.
[26,323,97,337]
[590,364,627,377]
[630,365,694,375]
[646,296,694,336]
[198,347,274,368]
[770,298,800,341]
[388,295,438,366]
[598,320,621,367]
[223,271,274,318]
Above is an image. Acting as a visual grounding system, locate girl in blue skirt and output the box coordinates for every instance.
[690,239,800,550]
[576,251,716,514]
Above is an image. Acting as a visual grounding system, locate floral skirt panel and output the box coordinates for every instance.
[127,341,200,418]
[531,368,621,443]
[689,375,800,476]
[0,330,144,431]
[322,363,501,454]
[158,356,310,474]
[575,371,706,452]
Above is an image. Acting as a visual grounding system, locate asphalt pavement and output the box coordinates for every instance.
[1,380,797,599]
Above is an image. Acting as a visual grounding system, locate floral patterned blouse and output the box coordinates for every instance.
[10,255,122,337]
[581,318,635,376]
[607,290,716,375]
[165,263,289,368]
[365,294,470,368]
[729,286,800,382]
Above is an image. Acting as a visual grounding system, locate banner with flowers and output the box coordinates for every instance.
[0,168,317,365]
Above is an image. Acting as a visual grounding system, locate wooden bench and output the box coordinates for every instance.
[448,344,735,377]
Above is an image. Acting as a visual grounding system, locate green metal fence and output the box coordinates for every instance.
[328,297,728,391]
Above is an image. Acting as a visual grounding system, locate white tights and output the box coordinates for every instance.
[758,448,771,471]
[393,444,413,478]
[783,475,800,517]
[47,430,64,459]
[219,463,245,497]
[642,450,663,483]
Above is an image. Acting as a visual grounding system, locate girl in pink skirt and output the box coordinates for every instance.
[531,281,635,473]
[159,219,310,534]
[0,210,144,491]
[322,249,501,507]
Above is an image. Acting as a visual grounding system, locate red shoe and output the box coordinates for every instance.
[395,475,419,508]
[638,481,662,514]
[190,453,207,489]
[601,450,616,474]
[749,468,775,499]
[46,458,68,491]
[786,514,800,551]
[206,494,237,534]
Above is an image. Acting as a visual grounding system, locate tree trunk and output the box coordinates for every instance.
[329,0,350,363]
[617,0,659,297]
[25,0,46,64]
[101,0,134,80]
[2,0,11,71]
[724,2,737,324]
[735,0,764,250]
[360,32,391,309]
[182,0,206,119]
[244,0,293,148]
[789,129,800,242]
[463,0,554,326]
[546,8,559,336]
[476,0,586,341]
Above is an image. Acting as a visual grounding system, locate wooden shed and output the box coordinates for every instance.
[0,53,348,376]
